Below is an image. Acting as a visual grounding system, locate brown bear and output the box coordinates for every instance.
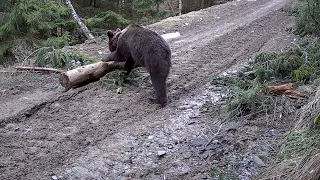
[102,25,172,107]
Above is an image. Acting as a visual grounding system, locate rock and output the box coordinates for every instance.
[206,144,218,151]
[66,169,72,174]
[269,129,276,136]
[180,167,189,175]
[173,140,179,145]
[28,147,39,154]
[191,138,207,147]
[200,153,209,159]
[122,156,132,164]
[85,39,96,44]
[212,160,219,164]
[157,150,167,157]
[198,148,206,154]
[183,152,192,159]
[201,175,209,179]
[187,121,196,125]
[253,155,266,167]
[116,87,123,94]
[53,103,62,108]
[51,175,58,180]
[5,123,19,131]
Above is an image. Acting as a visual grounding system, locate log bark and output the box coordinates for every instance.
[64,0,95,40]
[59,61,125,89]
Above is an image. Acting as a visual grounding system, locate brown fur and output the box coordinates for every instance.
[102,25,171,107]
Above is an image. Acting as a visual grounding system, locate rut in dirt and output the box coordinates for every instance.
[0,0,294,179]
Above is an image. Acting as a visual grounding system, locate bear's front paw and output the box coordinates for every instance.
[149,98,167,108]
[101,57,108,62]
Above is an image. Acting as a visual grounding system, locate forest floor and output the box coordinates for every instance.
[0,0,303,179]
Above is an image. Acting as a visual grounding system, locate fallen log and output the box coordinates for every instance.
[260,83,308,99]
[59,61,125,90]
[268,83,293,95]
[284,89,309,99]
[15,66,63,73]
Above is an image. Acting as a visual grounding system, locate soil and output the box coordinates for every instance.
[0,0,302,179]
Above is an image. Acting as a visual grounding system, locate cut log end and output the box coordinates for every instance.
[59,73,71,89]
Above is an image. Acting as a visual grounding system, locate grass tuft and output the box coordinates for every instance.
[33,47,97,69]
[99,69,141,90]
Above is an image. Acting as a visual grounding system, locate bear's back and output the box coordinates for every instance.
[120,26,170,52]
[117,26,171,67]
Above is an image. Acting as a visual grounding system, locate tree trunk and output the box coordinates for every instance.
[201,0,205,9]
[178,0,182,15]
[59,61,125,90]
[90,0,96,7]
[64,0,95,40]
[166,1,175,16]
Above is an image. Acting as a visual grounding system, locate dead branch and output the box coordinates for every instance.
[284,89,309,99]
[268,83,293,95]
[261,83,308,99]
[15,66,63,73]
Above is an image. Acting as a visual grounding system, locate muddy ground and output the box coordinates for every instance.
[0,0,302,179]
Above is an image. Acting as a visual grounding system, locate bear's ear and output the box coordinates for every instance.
[107,30,114,38]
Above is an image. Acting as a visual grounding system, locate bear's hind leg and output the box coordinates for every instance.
[124,58,135,75]
[150,73,168,107]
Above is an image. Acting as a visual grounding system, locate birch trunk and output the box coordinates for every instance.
[178,0,182,15]
[64,0,95,40]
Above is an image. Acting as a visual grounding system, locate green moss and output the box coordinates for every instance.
[43,32,71,48]
[0,43,12,57]
[295,0,320,36]
[314,113,320,125]
[278,130,320,161]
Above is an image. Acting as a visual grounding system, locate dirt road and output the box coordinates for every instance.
[0,0,298,179]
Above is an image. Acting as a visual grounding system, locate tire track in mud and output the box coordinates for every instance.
[0,0,294,179]
[57,0,293,179]
[0,85,162,180]
[167,0,291,104]
[0,86,89,128]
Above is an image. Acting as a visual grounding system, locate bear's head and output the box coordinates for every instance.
[107,28,122,52]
